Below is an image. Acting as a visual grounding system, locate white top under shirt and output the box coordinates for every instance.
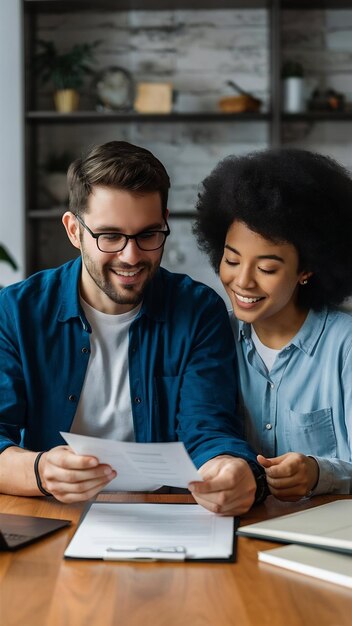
[251,326,281,373]
[70,298,141,441]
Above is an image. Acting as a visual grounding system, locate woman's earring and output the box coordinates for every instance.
[300,279,308,285]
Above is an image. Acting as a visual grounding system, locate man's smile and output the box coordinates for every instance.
[110,268,143,277]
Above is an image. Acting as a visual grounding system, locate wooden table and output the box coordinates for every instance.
[0,492,351,626]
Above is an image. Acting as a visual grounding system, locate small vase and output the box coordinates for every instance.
[282,78,305,113]
[44,172,68,205]
[53,89,79,113]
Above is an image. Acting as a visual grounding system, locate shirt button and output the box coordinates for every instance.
[134,397,142,404]
[270,383,275,389]
[68,394,77,402]
[265,423,272,430]
[81,347,89,354]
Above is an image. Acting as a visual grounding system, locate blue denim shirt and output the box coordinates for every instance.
[230,308,352,495]
[0,258,258,470]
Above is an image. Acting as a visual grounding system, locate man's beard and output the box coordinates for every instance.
[82,253,159,306]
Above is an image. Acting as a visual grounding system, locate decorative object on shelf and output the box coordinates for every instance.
[53,90,79,113]
[34,39,100,113]
[41,151,73,206]
[95,66,134,111]
[218,80,262,113]
[307,88,345,112]
[281,61,305,113]
[163,241,186,268]
[134,82,173,113]
[0,245,18,289]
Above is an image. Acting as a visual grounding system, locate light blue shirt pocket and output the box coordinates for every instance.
[285,407,337,458]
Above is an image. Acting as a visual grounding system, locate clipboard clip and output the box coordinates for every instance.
[103,545,186,561]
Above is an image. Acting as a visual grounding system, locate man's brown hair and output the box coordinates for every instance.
[67,141,170,216]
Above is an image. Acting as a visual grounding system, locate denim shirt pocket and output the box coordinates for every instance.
[285,407,337,457]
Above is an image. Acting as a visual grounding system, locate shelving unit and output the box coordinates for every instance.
[26,111,271,123]
[282,111,352,121]
[23,0,352,276]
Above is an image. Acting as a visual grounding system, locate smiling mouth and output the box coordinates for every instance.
[110,268,143,278]
[235,293,264,304]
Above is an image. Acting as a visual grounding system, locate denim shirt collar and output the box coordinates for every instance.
[56,258,166,329]
[237,307,328,356]
[56,257,90,331]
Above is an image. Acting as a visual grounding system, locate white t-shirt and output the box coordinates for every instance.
[251,326,281,373]
[70,298,141,441]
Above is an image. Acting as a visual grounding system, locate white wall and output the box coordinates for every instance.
[0,0,25,286]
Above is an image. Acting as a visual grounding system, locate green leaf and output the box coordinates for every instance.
[0,244,18,270]
[34,39,100,90]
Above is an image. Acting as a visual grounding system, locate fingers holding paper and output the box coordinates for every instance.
[39,445,117,503]
[257,452,319,501]
[188,455,256,516]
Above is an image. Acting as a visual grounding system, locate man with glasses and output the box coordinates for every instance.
[0,141,266,515]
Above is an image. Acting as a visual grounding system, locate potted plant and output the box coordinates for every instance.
[281,61,305,113]
[0,244,18,289]
[34,39,100,112]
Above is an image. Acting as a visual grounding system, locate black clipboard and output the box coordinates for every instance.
[64,502,239,562]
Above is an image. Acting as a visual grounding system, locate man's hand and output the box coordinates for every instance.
[39,445,117,503]
[188,455,256,516]
[257,452,319,501]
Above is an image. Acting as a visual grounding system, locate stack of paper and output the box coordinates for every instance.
[258,544,352,589]
[238,500,352,588]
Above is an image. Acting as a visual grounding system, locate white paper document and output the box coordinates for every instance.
[259,544,352,589]
[61,432,202,491]
[64,503,235,561]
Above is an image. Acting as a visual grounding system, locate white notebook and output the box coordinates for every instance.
[237,500,352,554]
[259,544,352,589]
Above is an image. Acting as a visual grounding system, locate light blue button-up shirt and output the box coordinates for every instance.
[230,307,352,495]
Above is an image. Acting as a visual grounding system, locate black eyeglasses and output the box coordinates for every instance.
[74,213,170,253]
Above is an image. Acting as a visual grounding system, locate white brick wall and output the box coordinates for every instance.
[33,6,352,304]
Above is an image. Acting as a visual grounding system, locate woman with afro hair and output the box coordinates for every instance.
[193,148,352,501]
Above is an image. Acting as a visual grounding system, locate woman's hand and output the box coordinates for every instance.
[257,452,319,501]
